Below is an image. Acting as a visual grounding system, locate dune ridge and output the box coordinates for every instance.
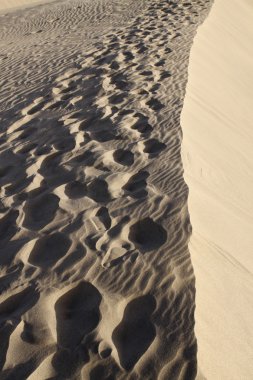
[0,1,213,379]
[182,0,253,378]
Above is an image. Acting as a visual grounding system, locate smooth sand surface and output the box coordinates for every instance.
[0,0,54,12]
[182,0,253,378]
[0,1,214,378]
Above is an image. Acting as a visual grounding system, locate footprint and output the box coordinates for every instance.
[90,130,116,143]
[0,286,39,322]
[53,136,76,152]
[87,179,111,203]
[16,142,37,155]
[4,175,33,197]
[26,101,46,116]
[39,153,74,186]
[143,138,166,156]
[146,97,164,111]
[0,210,19,244]
[96,207,111,230]
[0,286,39,371]
[112,295,156,371]
[89,364,115,380]
[113,149,134,166]
[18,126,36,140]
[0,264,23,295]
[69,150,96,167]
[129,218,167,252]
[29,233,71,268]
[123,171,149,199]
[34,145,52,156]
[55,281,102,349]
[160,70,172,80]
[131,114,153,136]
[23,193,59,231]
[65,180,87,199]
[0,165,13,180]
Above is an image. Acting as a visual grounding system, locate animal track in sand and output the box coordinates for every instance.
[23,193,59,231]
[112,295,156,371]
[28,233,71,268]
[129,218,167,252]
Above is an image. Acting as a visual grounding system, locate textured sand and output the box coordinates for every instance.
[0,0,218,379]
[182,0,253,379]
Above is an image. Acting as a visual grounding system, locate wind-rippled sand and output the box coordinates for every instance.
[0,1,213,379]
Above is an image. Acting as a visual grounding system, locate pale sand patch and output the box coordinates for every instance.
[0,0,54,12]
[182,0,253,378]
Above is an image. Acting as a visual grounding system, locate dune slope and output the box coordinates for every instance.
[0,1,213,379]
[182,0,253,378]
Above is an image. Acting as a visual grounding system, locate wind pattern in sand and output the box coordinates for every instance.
[0,1,213,379]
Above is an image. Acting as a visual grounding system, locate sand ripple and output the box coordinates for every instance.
[0,0,212,378]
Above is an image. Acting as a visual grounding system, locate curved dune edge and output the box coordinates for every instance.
[182,0,253,379]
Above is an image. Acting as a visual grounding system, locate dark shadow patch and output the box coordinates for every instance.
[113,149,134,166]
[87,179,111,203]
[112,295,156,371]
[23,193,59,231]
[55,281,102,349]
[143,138,166,156]
[29,233,71,268]
[65,181,87,199]
[129,218,167,251]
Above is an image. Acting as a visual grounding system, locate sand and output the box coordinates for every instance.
[0,1,215,378]
[0,0,251,378]
[182,0,253,378]
[0,0,55,13]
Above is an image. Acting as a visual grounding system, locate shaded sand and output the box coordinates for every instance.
[182,0,253,378]
[0,1,213,379]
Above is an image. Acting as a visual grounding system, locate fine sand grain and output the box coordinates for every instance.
[0,1,219,379]
[182,0,253,378]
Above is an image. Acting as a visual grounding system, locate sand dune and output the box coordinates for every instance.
[0,0,216,378]
[182,0,253,378]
